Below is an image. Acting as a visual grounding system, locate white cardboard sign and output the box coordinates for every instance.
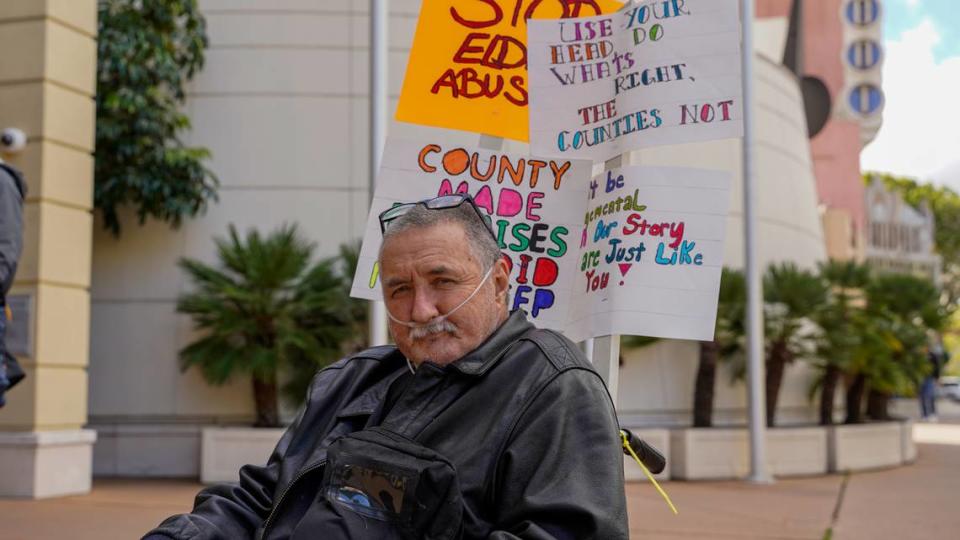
[351,137,732,342]
[566,165,732,342]
[350,137,591,332]
[527,0,743,161]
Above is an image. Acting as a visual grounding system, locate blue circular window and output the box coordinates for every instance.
[849,84,884,116]
[847,40,882,70]
[846,0,880,27]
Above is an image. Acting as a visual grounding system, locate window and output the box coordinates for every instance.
[847,40,882,70]
[849,84,884,116]
[845,0,880,27]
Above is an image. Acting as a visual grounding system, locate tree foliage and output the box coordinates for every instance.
[96,0,217,235]
[177,225,364,426]
[761,263,826,426]
[810,260,871,424]
[692,267,747,427]
[808,261,951,423]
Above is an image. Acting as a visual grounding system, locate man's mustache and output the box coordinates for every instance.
[409,319,459,340]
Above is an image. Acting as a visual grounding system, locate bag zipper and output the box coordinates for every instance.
[365,427,460,472]
[258,458,326,540]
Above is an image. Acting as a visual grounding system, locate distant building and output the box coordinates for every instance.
[756,0,885,262]
[864,178,942,282]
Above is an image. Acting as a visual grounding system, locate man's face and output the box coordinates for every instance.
[380,221,510,366]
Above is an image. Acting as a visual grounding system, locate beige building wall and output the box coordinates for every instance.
[822,207,860,261]
[88,0,829,475]
[0,0,97,497]
[88,0,425,476]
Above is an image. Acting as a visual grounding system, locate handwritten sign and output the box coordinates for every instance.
[566,166,732,342]
[527,0,743,160]
[350,137,591,331]
[395,0,622,142]
[352,137,732,342]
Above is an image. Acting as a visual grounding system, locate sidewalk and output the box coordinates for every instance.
[1,422,957,539]
[627,421,959,539]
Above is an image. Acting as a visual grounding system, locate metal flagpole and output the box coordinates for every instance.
[369,0,390,346]
[742,0,771,484]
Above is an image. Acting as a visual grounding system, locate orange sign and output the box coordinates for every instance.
[396,0,623,142]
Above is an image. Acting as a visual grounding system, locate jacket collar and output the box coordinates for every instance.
[446,310,533,377]
[334,311,531,421]
[337,355,406,419]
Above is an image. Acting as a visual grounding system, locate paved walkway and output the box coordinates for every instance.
[627,421,959,539]
[1,421,957,539]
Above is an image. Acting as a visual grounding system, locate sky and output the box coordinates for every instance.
[859,0,960,190]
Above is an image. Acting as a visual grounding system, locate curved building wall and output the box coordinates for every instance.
[618,55,827,427]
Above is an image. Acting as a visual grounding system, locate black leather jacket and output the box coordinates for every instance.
[145,311,628,539]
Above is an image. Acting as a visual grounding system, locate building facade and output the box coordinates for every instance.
[0,0,97,497]
[755,0,885,262]
[86,0,831,476]
[0,0,891,491]
[864,178,941,281]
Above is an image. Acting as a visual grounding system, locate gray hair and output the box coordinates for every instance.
[379,203,502,271]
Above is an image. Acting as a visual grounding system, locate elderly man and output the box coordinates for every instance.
[145,195,628,540]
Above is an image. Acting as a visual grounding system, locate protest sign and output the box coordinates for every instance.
[352,137,732,342]
[566,166,732,342]
[395,0,622,142]
[350,137,592,331]
[527,0,743,161]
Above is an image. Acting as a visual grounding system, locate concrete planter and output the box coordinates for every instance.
[0,430,97,498]
[768,427,828,476]
[901,419,917,463]
[828,421,904,472]
[201,427,285,484]
[93,424,202,478]
[670,426,827,480]
[622,428,670,482]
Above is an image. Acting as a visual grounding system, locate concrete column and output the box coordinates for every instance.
[0,0,97,498]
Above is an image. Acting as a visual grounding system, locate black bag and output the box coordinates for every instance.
[290,426,463,540]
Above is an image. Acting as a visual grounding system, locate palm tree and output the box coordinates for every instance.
[693,268,746,427]
[177,224,358,427]
[282,240,369,404]
[762,263,826,427]
[861,273,951,421]
[843,307,891,423]
[811,260,871,425]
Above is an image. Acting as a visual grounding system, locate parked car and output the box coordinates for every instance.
[938,376,960,402]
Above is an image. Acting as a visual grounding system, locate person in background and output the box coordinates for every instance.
[0,159,26,407]
[919,338,947,422]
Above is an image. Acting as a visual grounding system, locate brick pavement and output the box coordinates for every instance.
[1,422,956,539]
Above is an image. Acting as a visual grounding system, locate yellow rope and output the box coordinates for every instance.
[621,431,678,515]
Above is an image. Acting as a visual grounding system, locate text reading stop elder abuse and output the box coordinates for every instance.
[395,0,622,142]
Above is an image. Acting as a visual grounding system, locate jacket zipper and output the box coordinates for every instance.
[258,458,326,540]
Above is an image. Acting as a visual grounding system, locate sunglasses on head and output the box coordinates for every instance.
[378,194,497,241]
